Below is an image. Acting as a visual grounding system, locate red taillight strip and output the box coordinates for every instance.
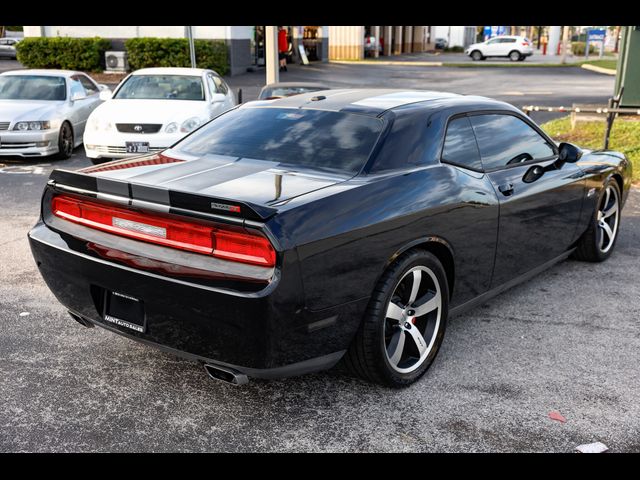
[51,195,275,267]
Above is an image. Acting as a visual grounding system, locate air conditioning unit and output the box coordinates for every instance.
[105,51,129,73]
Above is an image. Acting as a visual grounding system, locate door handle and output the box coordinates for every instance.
[498,183,514,196]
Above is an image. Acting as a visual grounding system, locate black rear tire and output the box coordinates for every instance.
[342,249,449,387]
[572,178,621,262]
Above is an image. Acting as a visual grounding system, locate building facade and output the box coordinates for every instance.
[23,25,477,73]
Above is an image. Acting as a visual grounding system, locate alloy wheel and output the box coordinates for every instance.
[597,184,620,253]
[384,266,442,374]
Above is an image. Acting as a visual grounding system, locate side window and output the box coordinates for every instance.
[206,74,217,95]
[469,114,555,170]
[210,74,228,95]
[68,77,87,99]
[370,111,429,172]
[502,38,517,43]
[77,75,99,95]
[441,116,483,171]
[487,38,499,44]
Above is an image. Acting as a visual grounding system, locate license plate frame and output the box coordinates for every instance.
[125,141,149,154]
[103,291,146,333]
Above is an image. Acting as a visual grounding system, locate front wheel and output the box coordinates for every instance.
[572,178,621,262]
[54,122,74,160]
[470,50,484,61]
[342,249,449,387]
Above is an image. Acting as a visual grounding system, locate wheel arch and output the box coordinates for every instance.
[385,236,455,299]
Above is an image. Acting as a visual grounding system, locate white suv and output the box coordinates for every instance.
[465,36,534,61]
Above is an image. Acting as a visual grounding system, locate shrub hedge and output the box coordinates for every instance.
[16,37,111,71]
[571,42,597,56]
[125,38,229,75]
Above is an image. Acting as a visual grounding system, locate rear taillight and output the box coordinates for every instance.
[51,195,275,267]
[522,41,530,46]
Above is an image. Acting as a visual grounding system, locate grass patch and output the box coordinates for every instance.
[580,59,617,71]
[541,116,640,181]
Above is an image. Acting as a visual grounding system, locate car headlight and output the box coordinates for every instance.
[14,121,51,131]
[180,117,203,133]
[87,117,112,132]
[165,122,178,133]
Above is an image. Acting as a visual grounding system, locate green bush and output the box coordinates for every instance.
[125,38,229,76]
[571,41,597,56]
[444,46,465,53]
[16,37,111,71]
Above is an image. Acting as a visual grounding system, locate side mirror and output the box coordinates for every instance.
[210,93,226,103]
[97,83,109,91]
[99,89,113,101]
[557,142,583,164]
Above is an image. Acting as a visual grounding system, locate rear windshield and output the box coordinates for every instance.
[0,75,66,101]
[114,75,204,101]
[173,107,384,174]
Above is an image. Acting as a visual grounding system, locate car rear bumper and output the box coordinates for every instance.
[28,221,358,378]
[0,129,59,157]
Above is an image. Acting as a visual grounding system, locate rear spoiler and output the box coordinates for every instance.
[48,169,278,222]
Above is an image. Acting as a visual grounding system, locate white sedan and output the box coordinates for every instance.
[0,70,107,159]
[84,67,236,164]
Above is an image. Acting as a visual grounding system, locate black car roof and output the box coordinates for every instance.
[241,89,518,116]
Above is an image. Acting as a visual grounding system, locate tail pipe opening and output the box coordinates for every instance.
[68,311,94,328]
[203,363,249,386]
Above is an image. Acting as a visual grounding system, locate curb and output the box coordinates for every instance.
[330,60,443,67]
[581,64,616,75]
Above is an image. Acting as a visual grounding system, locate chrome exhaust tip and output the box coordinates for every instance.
[68,311,94,328]
[203,363,249,386]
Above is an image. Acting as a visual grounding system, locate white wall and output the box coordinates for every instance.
[432,26,469,47]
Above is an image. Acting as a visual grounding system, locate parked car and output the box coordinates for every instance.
[84,67,236,164]
[434,38,448,50]
[465,35,534,61]
[0,70,108,159]
[29,89,631,387]
[0,37,20,58]
[258,82,330,100]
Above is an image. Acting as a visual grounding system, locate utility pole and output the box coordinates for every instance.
[186,26,196,68]
[265,26,279,85]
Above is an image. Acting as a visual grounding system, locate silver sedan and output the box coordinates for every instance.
[0,70,110,159]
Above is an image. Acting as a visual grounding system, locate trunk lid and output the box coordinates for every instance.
[49,150,349,221]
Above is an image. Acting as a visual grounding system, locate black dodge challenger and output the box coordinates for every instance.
[29,90,631,387]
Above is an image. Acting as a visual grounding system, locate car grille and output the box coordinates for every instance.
[115,123,162,134]
[91,145,165,155]
[0,122,10,131]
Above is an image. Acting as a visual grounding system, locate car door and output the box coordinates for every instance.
[483,38,501,56]
[468,112,586,287]
[497,38,517,56]
[68,75,98,141]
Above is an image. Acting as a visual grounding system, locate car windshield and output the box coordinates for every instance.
[173,107,384,174]
[0,75,66,101]
[114,75,204,101]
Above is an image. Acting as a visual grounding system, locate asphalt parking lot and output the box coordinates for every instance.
[1,60,638,452]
